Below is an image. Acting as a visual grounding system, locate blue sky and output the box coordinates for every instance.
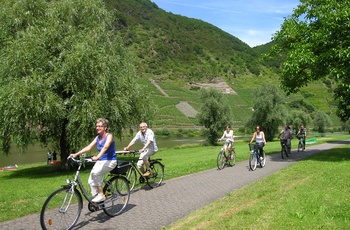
[151,0,300,47]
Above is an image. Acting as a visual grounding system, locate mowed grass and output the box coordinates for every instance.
[0,134,349,225]
[165,145,350,230]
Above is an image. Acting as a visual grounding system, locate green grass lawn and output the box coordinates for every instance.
[0,134,349,226]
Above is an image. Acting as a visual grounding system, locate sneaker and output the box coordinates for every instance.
[260,157,263,161]
[92,193,106,203]
[143,170,152,177]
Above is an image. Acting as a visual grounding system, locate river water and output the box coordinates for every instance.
[0,136,206,167]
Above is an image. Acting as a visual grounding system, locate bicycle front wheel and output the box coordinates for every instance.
[147,161,164,188]
[40,187,83,230]
[260,151,266,168]
[227,149,236,166]
[103,176,130,217]
[217,150,226,170]
[282,146,288,158]
[125,166,137,191]
[249,152,257,171]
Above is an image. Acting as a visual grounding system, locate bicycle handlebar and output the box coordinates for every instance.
[67,156,94,164]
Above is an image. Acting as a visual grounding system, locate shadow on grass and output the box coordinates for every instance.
[1,162,95,179]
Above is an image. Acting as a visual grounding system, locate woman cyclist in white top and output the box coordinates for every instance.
[219,125,234,159]
[249,125,266,160]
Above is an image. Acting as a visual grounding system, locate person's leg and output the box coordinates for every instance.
[89,160,116,202]
[142,150,156,177]
[287,139,291,154]
[228,142,232,155]
[137,151,147,174]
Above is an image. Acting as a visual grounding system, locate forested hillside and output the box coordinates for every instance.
[103,0,340,130]
[104,0,275,79]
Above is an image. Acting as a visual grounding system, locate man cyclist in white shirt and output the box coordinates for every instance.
[124,122,158,177]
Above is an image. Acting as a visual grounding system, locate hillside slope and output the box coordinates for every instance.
[104,0,340,130]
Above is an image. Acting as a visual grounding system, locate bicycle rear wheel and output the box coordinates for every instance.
[259,151,266,168]
[125,166,137,191]
[103,176,130,217]
[227,149,236,166]
[217,150,226,170]
[249,151,257,171]
[147,161,164,188]
[40,187,83,230]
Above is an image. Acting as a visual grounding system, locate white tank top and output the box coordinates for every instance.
[256,132,263,143]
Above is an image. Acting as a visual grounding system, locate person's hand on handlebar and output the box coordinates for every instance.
[68,153,78,159]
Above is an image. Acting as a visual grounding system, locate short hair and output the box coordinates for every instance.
[140,122,148,127]
[96,118,109,130]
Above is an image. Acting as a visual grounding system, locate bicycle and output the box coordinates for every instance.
[248,143,266,171]
[297,136,305,152]
[40,156,131,230]
[217,140,236,170]
[116,150,165,191]
[280,139,289,159]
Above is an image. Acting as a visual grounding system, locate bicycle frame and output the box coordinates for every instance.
[116,150,165,190]
[280,139,289,158]
[65,158,100,204]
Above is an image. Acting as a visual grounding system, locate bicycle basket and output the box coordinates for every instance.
[110,160,131,175]
[249,143,255,151]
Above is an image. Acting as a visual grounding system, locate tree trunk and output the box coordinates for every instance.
[59,118,71,170]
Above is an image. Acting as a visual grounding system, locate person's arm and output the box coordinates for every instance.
[262,132,266,145]
[219,131,225,141]
[230,130,234,142]
[250,132,256,143]
[70,137,97,158]
[124,140,135,150]
[92,134,113,161]
[124,133,139,150]
[278,130,282,139]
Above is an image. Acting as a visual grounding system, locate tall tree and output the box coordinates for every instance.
[247,83,287,141]
[0,0,152,163]
[197,88,232,145]
[313,110,332,134]
[269,0,350,121]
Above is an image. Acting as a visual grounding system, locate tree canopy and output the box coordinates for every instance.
[270,0,350,121]
[247,83,287,141]
[0,0,152,160]
[196,88,232,145]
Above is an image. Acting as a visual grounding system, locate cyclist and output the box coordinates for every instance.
[278,124,293,155]
[124,122,158,177]
[69,118,117,203]
[218,124,234,160]
[249,125,266,161]
[296,125,307,150]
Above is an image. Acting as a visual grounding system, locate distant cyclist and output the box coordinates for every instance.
[249,125,266,161]
[219,124,234,160]
[278,124,293,155]
[296,125,307,150]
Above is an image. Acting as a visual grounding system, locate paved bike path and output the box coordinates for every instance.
[1,140,349,230]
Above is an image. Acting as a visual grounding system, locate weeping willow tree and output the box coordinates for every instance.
[0,0,153,164]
